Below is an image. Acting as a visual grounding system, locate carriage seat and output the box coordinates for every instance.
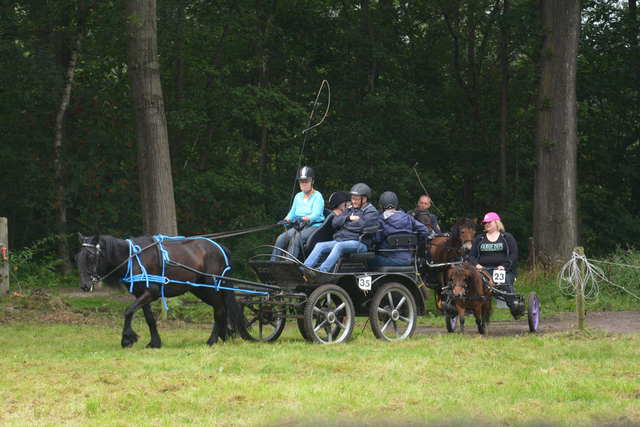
[369,233,419,272]
[301,209,335,259]
[340,225,381,261]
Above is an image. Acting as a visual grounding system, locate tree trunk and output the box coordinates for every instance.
[53,0,86,275]
[533,0,581,267]
[499,0,509,211]
[126,0,178,236]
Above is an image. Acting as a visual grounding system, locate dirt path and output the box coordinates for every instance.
[55,287,640,337]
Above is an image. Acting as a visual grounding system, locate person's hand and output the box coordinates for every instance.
[497,266,505,270]
[349,215,360,222]
[277,219,288,225]
[475,264,483,269]
[291,217,303,227]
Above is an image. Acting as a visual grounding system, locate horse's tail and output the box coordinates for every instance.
[220,276,248,340]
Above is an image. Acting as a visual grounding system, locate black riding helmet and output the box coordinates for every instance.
[296,166,315,181]
[349,183,371,200]
[379,191,398,209]
[329,191,350,209]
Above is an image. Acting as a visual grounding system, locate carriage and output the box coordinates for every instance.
[236,212,540,343]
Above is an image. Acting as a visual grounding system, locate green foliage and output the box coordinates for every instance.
[8,235,78,289]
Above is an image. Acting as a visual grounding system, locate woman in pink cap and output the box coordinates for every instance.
[468,212,524,318]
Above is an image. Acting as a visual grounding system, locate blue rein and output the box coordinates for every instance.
[121,235,265,311]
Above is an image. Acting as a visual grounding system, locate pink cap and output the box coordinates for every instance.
[481,212,501,224]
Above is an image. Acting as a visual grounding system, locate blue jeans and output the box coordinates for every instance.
[271,226,316,261]
[303,240,368,273]
[368,255,411,268]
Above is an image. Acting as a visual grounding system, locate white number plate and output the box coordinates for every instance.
[358,275,372,291]
[492,269,506,284]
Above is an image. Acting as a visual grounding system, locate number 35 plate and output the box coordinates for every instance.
[492,269,506,284]
[358,275,372,291]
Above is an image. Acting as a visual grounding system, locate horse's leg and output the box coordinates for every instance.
[456,304,465,333]
[191,287,228,345]
[141,304,162,349]
[121,289,157,348]
[473,304,486,335]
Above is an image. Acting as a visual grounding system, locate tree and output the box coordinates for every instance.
[125,0,177,236]
[533,0,581,266]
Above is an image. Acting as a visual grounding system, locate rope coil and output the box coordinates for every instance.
[558,251,640,303]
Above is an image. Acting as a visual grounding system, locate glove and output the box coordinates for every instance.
[277,219,288,225]
[291,217,304,229]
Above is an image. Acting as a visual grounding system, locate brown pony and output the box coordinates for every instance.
[448,262,493,335]
[429,217,477,264]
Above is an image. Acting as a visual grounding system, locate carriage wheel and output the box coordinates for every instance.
[297,317,311,341]
[445,314,457,333]
[527,292,540,333]
[369,282,417,341]
[304,285,355,344]
[237,295,286,342]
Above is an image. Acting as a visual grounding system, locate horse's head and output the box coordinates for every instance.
[75,233,106,292]
[457,217,477,252]
[450,265,472,299]
[450,262,483,299]
[414,210,434,231]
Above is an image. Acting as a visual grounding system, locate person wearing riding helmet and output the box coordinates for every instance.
[303,183,378,273]
[328,190,351,216]
[369,191,430,268]
[468,212,524,317]
[271,166,324,261]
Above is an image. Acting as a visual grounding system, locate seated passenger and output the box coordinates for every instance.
[369,191,430,268]
[303,183,378,273]
[468,212,524,318]
[328,190,352,216]
[408,194,441,234]
[271,166,324,261]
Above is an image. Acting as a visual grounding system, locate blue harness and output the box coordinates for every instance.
[121,235,265,310]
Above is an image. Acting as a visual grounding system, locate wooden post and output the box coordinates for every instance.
[529,237,536,270]
[575,246,586,330]
[0,218,9,294]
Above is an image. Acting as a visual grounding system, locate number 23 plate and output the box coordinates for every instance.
[492,269,506,284]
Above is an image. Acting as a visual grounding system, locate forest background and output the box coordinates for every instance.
[0,0,638,278]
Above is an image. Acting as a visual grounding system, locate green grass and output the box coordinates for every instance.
[0,317,639,427]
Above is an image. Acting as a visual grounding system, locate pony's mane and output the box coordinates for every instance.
[98,235,155,287]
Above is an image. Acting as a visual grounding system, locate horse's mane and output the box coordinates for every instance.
[98,235,155,288]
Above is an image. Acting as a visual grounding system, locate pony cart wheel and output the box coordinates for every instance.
[237,295,286,342]
[527,292,540,333]
[445,314,457,333]
[369,282,417,341]
[304,285,355,344]
[297,317,311,341]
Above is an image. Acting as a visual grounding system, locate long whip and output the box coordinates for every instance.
[413,162,444,217]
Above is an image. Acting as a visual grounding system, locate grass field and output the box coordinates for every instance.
[1,248,639,426]
[1,307,640,427]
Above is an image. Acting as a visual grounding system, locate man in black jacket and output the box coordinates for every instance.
[303,183,378,273]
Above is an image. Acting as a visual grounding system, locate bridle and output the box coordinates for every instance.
[80,242,104,291]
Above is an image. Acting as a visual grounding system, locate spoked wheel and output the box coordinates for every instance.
[528,292,540,333]
[297,317,311,341]
[304,285,355,344]
[445,314,457,333]
[369,282,417,341]
[237,295,286,342]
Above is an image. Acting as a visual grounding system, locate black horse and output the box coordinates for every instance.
[75,233,247,348]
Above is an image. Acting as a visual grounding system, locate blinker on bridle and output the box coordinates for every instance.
[81,242,104,291]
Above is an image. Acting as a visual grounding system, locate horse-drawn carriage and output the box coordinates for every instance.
[75,214,539,348]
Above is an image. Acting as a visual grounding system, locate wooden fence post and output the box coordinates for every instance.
[575,246,586,330]
[1,217,9,294]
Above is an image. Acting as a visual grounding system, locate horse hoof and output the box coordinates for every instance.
[122,342,134,349]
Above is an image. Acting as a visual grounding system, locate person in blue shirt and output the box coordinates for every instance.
[370,191,430,268]
[271,166,324,260]
[303,183,378,273]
